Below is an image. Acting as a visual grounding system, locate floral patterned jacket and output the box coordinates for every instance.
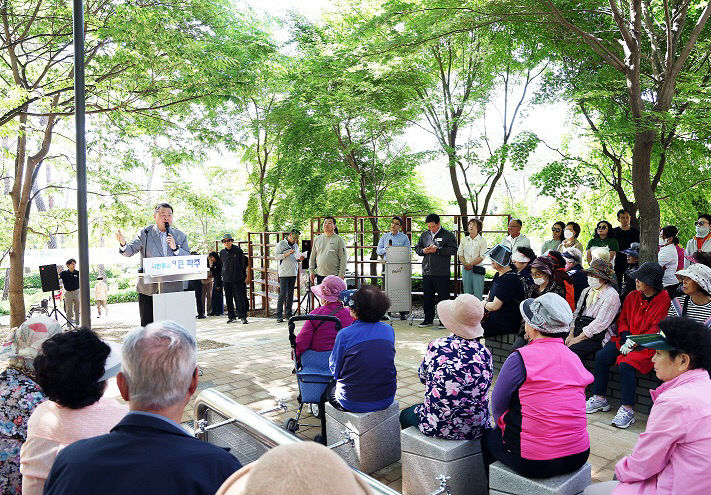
[415,335,493,440]
[0,367,46,495]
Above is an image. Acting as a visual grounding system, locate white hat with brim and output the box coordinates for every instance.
[437,294,485,340]
[99,341,122,382]
[676,263,711,295]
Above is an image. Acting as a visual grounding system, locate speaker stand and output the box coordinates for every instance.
[47,291,77,330]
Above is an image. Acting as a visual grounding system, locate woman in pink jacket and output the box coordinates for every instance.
[584,316,711,495]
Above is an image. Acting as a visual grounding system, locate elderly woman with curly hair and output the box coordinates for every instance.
[0,317,61,495]
[20,329,128,495]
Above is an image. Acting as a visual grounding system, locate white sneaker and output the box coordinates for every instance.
[611,406,635,429]
[585,396,610,414]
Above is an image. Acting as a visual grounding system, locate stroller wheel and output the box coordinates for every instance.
[283,417,299,433]
[309,403,323,419]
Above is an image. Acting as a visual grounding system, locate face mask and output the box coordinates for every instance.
[532,276,546,286]
[564,230,574,239]
[658,237,667,246]
[565,262,575,271]
[587,276,603,289]
[696,225,710,237]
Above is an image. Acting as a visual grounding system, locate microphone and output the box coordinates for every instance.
[164,222,170,235]
[389,239,393,246]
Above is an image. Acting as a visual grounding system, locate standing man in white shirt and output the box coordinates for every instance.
[501,218,530,253]
[274,229,305,323]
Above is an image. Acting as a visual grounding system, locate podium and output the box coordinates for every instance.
[139,256,208,338]
[384,246,412,314]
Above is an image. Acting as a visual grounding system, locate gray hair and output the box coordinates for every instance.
[121,321,197,410]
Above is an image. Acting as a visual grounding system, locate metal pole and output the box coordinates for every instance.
[73,0,90,329]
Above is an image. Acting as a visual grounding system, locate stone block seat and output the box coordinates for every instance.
[400,426,486,495]
[489,461,592,495]
[325,401,401,474]
[485,333,661,413]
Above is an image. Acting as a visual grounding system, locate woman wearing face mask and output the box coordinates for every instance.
[619,243,640,303]
[511,256,566,349]
[511,246,536,287]
[684,214,711,268]
[565,259,621,359]
[658,225,680,298]
[558,222,584,253]
[586,221,619,264]
[542,221,566,255]
[561,248,588,304]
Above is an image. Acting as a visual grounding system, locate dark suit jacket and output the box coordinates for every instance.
[43,413,241,495]
[120,224,191,295]
[414,228,458,277]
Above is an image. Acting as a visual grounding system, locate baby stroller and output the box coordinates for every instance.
[283,314,342,433]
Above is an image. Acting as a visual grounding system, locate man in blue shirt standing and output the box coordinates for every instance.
[377,216,411,320]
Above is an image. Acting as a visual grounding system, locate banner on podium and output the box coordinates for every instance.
[144,255,205,276]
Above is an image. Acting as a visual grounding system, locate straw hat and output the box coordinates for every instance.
[583,258,616,284]
[437,294,485,339]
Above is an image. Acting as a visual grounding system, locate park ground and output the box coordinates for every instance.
[0,302,648,492]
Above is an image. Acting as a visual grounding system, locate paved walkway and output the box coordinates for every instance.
[2,302,648,492]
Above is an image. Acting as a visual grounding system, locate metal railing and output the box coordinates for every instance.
[193,389,400,495]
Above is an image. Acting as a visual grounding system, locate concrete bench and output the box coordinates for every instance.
[485,333,661,414]
[401,426,486,495]
[489,461,591,495]
[325,401,401,474]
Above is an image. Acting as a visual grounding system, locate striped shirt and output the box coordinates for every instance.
[668,296,711,326]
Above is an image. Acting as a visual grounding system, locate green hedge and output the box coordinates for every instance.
[106,290,138,304]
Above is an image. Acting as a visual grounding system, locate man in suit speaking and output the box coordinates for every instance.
[43,321,242,495]
[116,202,190,326]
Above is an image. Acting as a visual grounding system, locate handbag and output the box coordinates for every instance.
[572,290,604,340]
[471,265,486,275]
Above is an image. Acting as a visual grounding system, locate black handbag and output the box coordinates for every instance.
[471,265,486,275]
[572,290,604,340]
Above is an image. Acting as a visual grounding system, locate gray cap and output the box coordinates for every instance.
[221,233,234,241]
[520,292,573,334]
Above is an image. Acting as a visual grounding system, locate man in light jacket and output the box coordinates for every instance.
[274,229,305,323]
[309,216,347,285]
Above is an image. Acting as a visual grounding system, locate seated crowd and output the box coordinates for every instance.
[3,211,711,494]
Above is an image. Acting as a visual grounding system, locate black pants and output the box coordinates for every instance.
[423,275,450,323]
[316,274,326,285]
[224,281,247,319]
[318,381,347,444]
[482,427,589,479]
[568,337,603,359]
[277,276,296,318]
[211,285,224,315]
[138,293,153,327]
[188,280,205,317]
[593,340,637,405]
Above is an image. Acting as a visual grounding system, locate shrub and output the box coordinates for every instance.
[107,290,138,304]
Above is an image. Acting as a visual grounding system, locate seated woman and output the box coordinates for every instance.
[547,250,576,310]
[565,259,621,359]
[482,244,526,338]
[316,285,396,444]
[0,317,61,495]
[558,221,584,253]
[584,317,711,495]
[586,262,670,429]
[483,293,592,479]
[20,328,128,495]
[511,246,536,287]
[512,256,566,349]
[294,275,354,364]
[541,221,566,255]
[561,248,588,304]
[668,263,711,326]
[399,294,492,440]
[618,243,640,302]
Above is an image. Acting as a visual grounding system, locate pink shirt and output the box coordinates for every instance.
[20,397,128,495]
[294,302,353,361]
[613,368,711,495]
[515,338,593,460]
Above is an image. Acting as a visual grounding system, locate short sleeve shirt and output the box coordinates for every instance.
[586,237,620,253]
[487,271,525,330]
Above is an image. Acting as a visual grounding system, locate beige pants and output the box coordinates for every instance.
[97,299,108,315]
[64,289,80,323]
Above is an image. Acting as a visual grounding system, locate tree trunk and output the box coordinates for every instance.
[448,154,468,223]
[2,267,10,301]
[9,208,29,327]
[631,129,660,264]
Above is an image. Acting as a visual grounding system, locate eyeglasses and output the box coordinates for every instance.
[695,221,709,226]
[551,227,562,232]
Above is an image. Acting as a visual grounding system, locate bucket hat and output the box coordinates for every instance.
[437,293,485,339]
[620,242,640,258]
[338,289,357,308]
[561,247,583,264]
[675,263,711,295]
[630,261,664,291]
[311,275,347,302]
[221,233,234,242]
[519,293,573,334]
[485,244,512,266]
[0,316,62,364]
[583,258,616,284]
[99,341,123,382]
[530,256,555,277]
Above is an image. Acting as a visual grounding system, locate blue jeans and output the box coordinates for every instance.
[593,340,637,406]
[461,269,484,300]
